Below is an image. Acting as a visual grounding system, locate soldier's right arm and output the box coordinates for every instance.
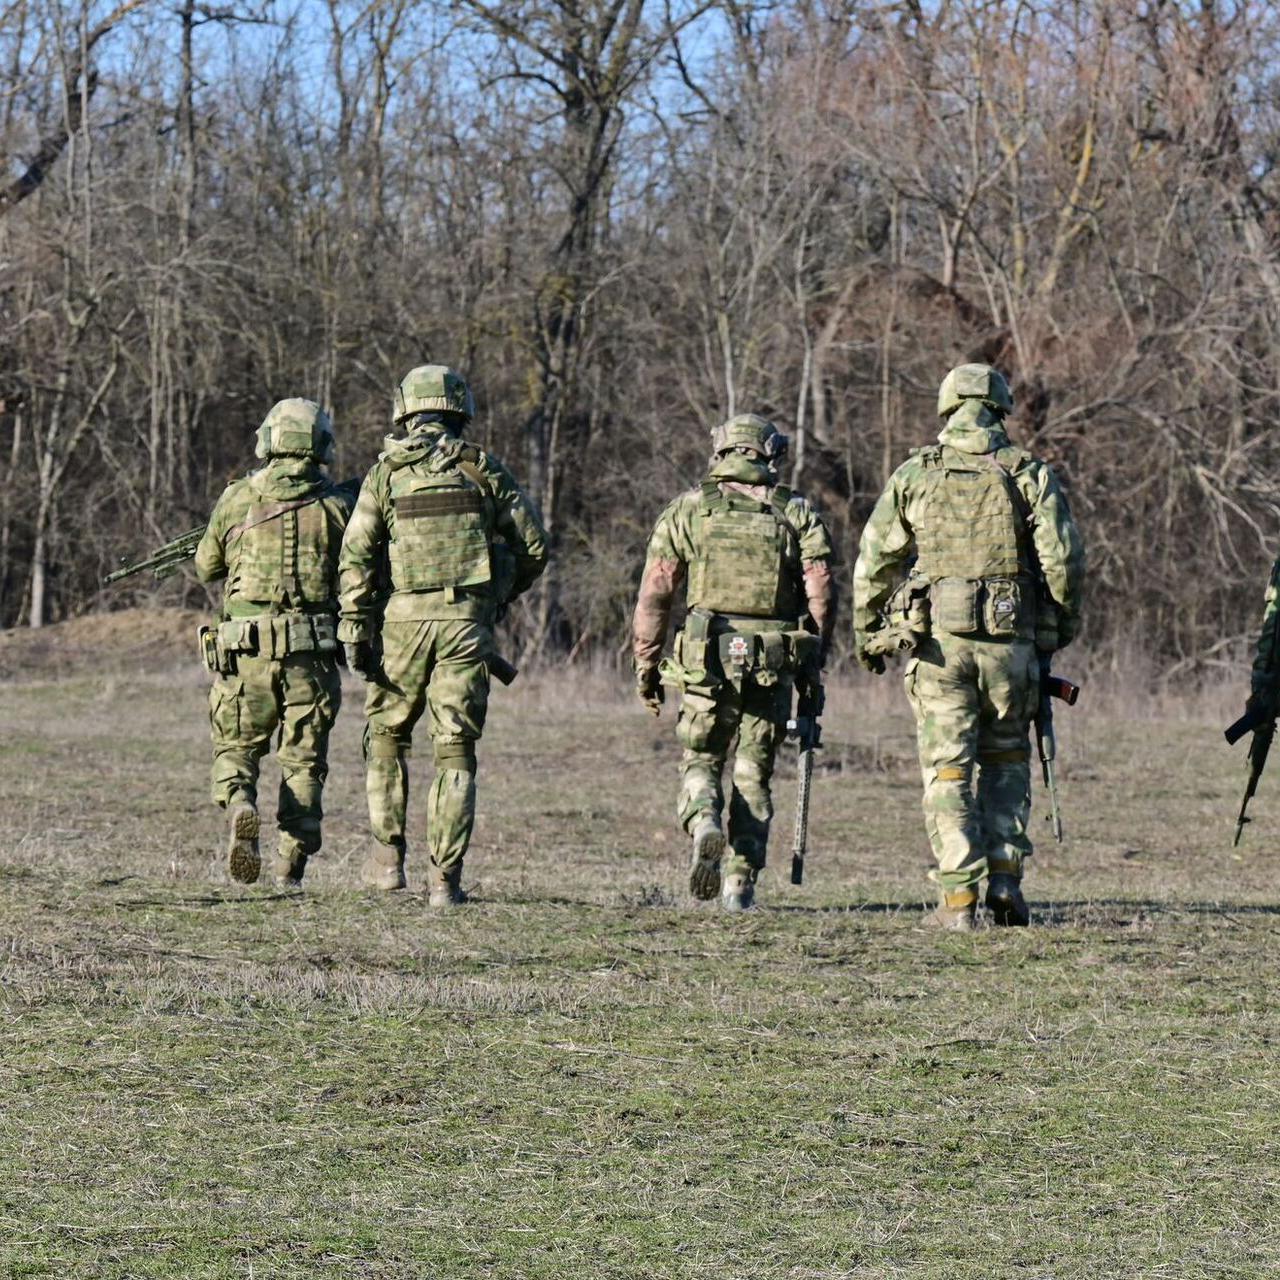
[487,460,550,598]
[337,469,388,643]
[194,487,239,583]
[632,496,694,670]
[851,466,916,647]
[1251,559,1280,700]
[1026,463,1086,650]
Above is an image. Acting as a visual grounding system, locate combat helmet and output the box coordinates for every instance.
[710,413,788,462]
[393,365,475,427]
[937,363,1014,418]
[255,398,335,464]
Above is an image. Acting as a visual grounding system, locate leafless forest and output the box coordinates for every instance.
[2,0,1279,668]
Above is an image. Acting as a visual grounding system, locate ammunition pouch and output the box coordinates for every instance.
[215,613,339,661]
[198,624,235,677]
[663,609,811,692]
[929,577,1032,640]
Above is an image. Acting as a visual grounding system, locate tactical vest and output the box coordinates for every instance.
[686,481,799,618]
[225,488,345,612]
[386,442,496,594]
[912,447,1030,582]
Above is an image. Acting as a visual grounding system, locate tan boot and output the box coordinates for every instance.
[362,842,406,891]
[226,802,260,885]
[272,847,308,889]
[927,887,978,931]
[986,872,1029,927]
[720,871,756,913]
[427,861,467,910]
[689,816,725,901]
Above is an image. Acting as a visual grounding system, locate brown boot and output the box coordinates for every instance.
[362,841,406,891]
[427,861,467,910]
[226,801,260,885]
[272,847,308,888]
[720,871,756,913]
[926,887,978,931]
[689,816,725,901]
[986,873,1030,927]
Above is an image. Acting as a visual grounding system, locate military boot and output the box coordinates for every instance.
[721,871,756,913]
[689,815,725,901]
[226,800,260,885]
[926,887,978,932]
[272,847,308,889]
[362,841,406,891]
[427,861,467,910]
[986,873,1030,927]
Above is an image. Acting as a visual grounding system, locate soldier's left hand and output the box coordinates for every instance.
[636,665,664,715]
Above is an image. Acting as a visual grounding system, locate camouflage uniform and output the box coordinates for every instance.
[195,399,355,885]
[633,414,836,910]
[852,365,1084,928]
[1249,561,1280,702]
[338,366,548,904]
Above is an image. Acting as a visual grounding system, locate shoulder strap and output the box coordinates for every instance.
[226,496,323,546]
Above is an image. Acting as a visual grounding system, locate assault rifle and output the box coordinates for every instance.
[1036,655,1080,843]
[1225,694,1278,847]
[786,670,824,885]
[103,526,205,585]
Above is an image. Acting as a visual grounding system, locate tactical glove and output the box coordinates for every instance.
[857,649,885,676]
[636,664,664,715]
[344,640,378,681]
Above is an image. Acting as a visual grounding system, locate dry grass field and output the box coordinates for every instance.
[1,618,1277,1278]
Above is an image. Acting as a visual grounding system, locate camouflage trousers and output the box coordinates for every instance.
[208,653,341,862]
[676,673,792,878]
[904,633,1040,892]
[363,619,491,874]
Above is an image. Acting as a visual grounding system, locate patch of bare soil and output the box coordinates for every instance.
[0,607,207,681]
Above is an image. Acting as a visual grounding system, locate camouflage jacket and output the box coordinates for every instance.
[632,452,837,669]
[1250,558,1280,697]
[337,427,548,641]
[852,407,1085,650]
[195,458,356,620]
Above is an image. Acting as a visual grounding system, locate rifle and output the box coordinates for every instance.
[102,526,206,585]
[1035,654,1080,843]
[786,670,824,885]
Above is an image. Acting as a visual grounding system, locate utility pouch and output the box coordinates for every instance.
[983,578,1023,638]
[931,578,981,636]
[312,615,338,654]
[1034,596,1059,651]
[217,618,258,656]
[198,625,219,675]
[718,630,756,682]
[786,630,820,671]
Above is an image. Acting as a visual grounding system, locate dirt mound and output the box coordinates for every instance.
[0,607,208,681]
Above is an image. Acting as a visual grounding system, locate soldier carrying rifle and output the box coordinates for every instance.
[853,365,1085,931]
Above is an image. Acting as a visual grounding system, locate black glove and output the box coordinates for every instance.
[857,649,885,676]
[636,664,664,716]
[344,640,378,681]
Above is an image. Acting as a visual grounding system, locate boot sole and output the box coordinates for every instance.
[227,806,260,885]
[689,829,725,900]
[987,896,1030,927]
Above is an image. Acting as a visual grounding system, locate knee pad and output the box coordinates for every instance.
[433,739,477,772]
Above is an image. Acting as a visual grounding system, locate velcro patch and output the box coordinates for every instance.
[396,490,483,519]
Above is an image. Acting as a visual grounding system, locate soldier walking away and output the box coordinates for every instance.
[195,399,356,887]
[632,414,836,911]
[852,365,1084,931]
[338,366,548,908]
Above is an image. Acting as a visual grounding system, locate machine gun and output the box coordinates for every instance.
[1036,655,1080,843]
[102,527,205,585]
[786,670,824,885]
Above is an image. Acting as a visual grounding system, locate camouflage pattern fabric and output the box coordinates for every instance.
[196,454,355,870]
[339,421,548,882]
[208,654,341,864]
[1250,556,1280,699]
[852,398,1084,891]
[633,447,836,878]
[677,663,793,878]
[362,620,492,873]
[904,634,1038,889]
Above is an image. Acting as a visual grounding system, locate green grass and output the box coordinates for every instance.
[0,669,1277,1277]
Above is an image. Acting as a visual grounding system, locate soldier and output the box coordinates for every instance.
[338,365,548,907]
[632,414,836,911]
[852,364,1084,930]
[195,398,356,886]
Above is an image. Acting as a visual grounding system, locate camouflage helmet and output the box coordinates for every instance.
[254,398,335,464]
[710,413,788,461]
[937,363,1014,418]
[393,365,475,425]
